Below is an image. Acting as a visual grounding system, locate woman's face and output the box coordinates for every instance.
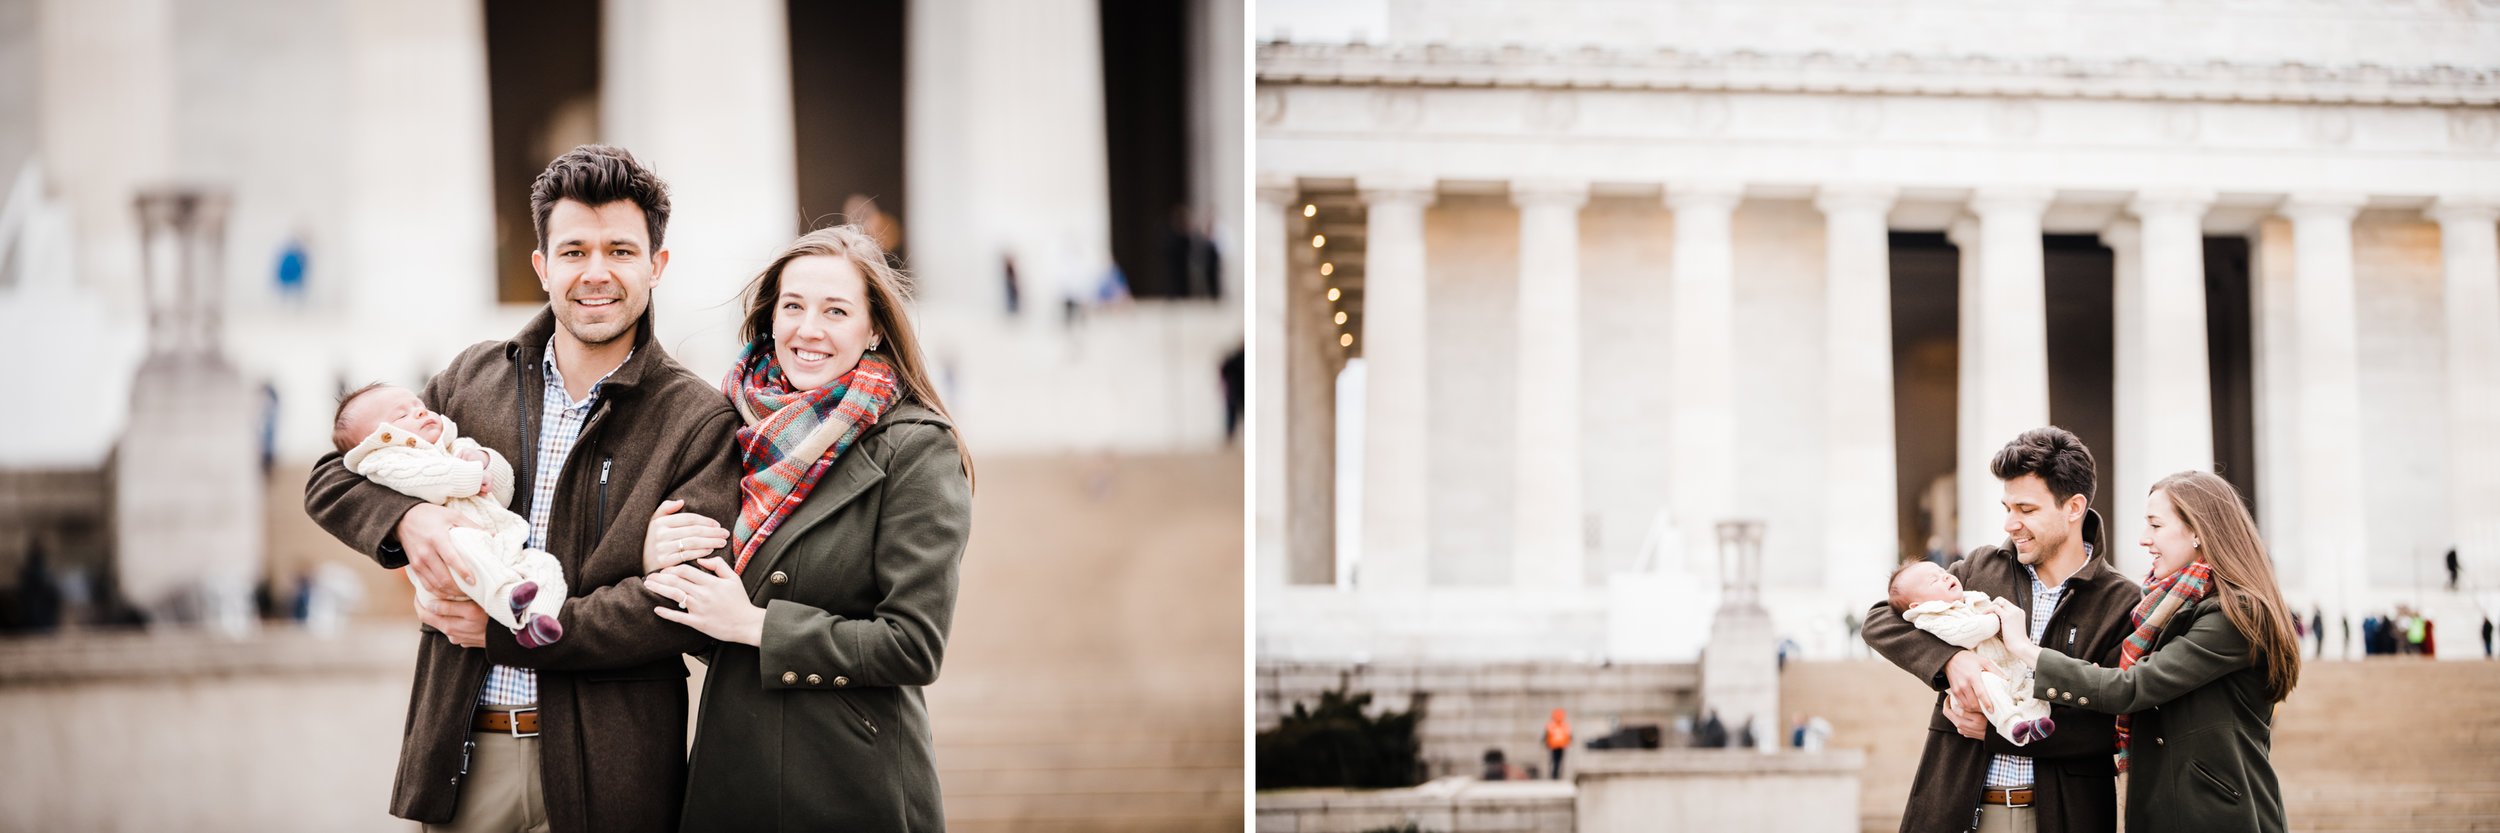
[771,254,876,392]
[2141,488,2201,580]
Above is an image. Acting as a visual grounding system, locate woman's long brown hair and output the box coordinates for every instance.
[738,224,973,488]
[2151,471,2298,701]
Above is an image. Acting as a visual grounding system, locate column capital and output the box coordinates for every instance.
[1968,187,2055,219]
[2427,195,2500,225]
[2099,217,2142,249]
[2128,188,2217,219]
[1357,175,1438,207]
[2280,192,2368,222]
[1665,180,1745,213]
[1945,217,1980,247]
[1510,178,1590,210]
[1256,174,1299,206]
[1814,184,1898,216]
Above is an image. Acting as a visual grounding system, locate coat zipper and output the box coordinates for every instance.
[597,457,612,539]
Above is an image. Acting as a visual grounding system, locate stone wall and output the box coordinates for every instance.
[1258,661,1697,779]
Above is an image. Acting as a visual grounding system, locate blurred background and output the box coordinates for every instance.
[1251,1,2500,831]
[0,0,1245,830]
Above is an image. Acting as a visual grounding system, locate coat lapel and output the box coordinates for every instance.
[742,445,887,599]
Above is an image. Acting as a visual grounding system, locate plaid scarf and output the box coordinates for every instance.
[2115,558,2214,772]
[722,343,900,573]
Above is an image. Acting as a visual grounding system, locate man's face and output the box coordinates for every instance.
[2000,473,2084,565]
[532,199,667,349]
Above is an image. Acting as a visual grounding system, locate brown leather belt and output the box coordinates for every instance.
[1982,787,2034,807]
[472,708,539,737]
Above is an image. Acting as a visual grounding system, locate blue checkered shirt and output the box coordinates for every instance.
[477,341,632,707]
[1984,544,2089,787]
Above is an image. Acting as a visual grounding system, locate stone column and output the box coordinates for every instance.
[1512,179,1589,589]
[1357,176,1437,591]
[2282,194,2370,618]
[1256,176,1294,591]
[2250,217,2303,589]
[1957,189,2053,553]
[1816,185,1901,594]
[2112,190,2218,575]
[345,0,497,329]
[2103,219,2148,576]
[2428,198,2500,590]
[1667,182,1744,581]
[605,0,800,378]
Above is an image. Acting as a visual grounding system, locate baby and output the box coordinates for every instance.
[1886,561,2055,744]
[332,383,566,647]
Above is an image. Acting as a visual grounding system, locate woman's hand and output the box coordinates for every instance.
[642,499,730,574]
[647,557,765,646]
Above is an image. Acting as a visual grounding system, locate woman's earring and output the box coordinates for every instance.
[868,338,881,352]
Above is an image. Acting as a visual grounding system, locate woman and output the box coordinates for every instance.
[640,224,973,832]
[1994,470,2300,833]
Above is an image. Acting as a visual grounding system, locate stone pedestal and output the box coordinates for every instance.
[1698,521,1776,744]
[1573,749,1864,833]
[114,189,262,634]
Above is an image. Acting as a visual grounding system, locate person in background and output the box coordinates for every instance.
[1545,708,1573,780]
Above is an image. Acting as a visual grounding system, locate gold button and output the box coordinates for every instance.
[834,676,850,687]
[2063,692,2074,701]
[2078,696,2089,706]
[807,674,823,686]
[781,671,797,684]
[2045,688,2057,697]
[2155,737,2165,746]
[769,571,789,586]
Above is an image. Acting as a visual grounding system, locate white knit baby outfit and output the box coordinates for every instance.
[1901,591,2052,745]
[343,417,566,634]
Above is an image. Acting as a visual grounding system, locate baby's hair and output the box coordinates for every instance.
[1885,560,1931,614]
[332,381,394,453]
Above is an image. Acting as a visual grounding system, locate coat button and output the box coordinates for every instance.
[807,674,823,685]
[781,671,797,685]
[2046,688,2057,697]
[834,676,850,687]
[769,571,789,586]
[2063,692,2074,701]
[2155,737,2165,746]
[2078,697,2089,706]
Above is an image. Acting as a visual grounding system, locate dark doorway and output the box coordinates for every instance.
[2204,237,2258,517]
[2043,234,2116,513]
[1100,0,1196,298]
[788,2,907,250]
[484,0,603,304]
[1891,232,1958,563]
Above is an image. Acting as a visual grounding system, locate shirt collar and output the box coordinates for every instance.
[542,339,634,407]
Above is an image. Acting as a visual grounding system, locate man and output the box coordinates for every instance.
[1862,427,2142,833]
[305,145,740,833]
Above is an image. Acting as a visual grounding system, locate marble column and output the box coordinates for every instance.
[605,0,800,378]
[1512,179,1590,589]
[2112,190,2218,575]
[1256,177,1294,591]
[2429,198,2500,591]
[2283,194,2370,618]
[1667,182,1744,580]
[1948,217,1984,553]
[1957,189,2052,553]
[2103,219,2148,576]
[2249,217,2304,590]
[1358,176,1437,591]
[1816,185,1902,593]
[345,0,497,329]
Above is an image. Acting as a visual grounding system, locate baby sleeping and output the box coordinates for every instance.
[332,383,566,647]
[1886,561,2056,744]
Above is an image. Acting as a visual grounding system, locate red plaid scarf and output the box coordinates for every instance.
[2115,558,2213,772]
[722,343,899,573]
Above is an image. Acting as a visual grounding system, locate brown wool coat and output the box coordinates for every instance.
[1861,510,2144,833]
[304,308,741,833]
[679,402,971,833]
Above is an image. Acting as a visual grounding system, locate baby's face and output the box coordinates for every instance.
[1893,562,1964,605]
[346,386,445,445]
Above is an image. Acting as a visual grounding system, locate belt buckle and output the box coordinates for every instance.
[508,707,539,739]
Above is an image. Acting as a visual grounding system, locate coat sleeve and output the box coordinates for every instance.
[757,423,970,691]
[2032,602,2252,716]
[456,438,517,507]
[356,445,485,505]
[1982,589,2130,759]
[303,372,457,568]
[1862,548,1989,691]
[483,407,740,670]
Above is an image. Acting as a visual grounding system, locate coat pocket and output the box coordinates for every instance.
[830,690,882,744]
[2189,760,2242,805]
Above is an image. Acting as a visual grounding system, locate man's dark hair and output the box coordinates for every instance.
[529,145,671,253]
[1990,425,2096,506]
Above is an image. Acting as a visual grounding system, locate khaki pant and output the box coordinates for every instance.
[426,707,549,833]
[1976,799,2037,833]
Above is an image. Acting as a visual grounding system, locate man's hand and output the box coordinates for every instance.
[1942,693,1989,740]
[642,499,730,575]
[415,595,489,648]
[396,503,478,597]
[1944,649,2001,719]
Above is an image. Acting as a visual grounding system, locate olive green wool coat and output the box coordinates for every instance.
[679,402,971,833]
[2034,595,2289,833]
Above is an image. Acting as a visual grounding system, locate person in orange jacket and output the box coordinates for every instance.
[1544,708,1573,780]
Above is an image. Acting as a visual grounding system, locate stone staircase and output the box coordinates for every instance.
[1785,658,2500,833]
